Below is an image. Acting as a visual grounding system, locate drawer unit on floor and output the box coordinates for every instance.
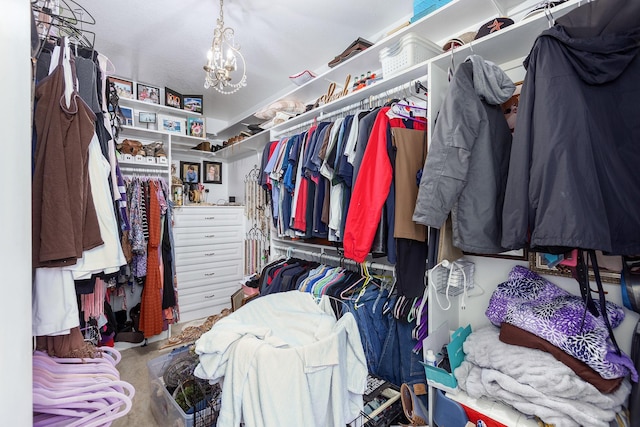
[173,206,244,322]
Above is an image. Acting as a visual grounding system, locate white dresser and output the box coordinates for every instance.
[172,205,244,322]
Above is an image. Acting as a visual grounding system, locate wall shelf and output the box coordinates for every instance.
[209,131,271,161]
[270,62,429,136]
[118,97,202,117]
[118,125,167,141]
[213,0,543,141]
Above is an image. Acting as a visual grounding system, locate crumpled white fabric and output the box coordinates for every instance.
[194,291,367,427]
[455,326,630,427]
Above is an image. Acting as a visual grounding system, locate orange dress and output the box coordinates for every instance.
[139,180,164,338]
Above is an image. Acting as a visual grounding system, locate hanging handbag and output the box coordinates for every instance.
[621,256,640,314]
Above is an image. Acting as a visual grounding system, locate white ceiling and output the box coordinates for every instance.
[80,0,414,127]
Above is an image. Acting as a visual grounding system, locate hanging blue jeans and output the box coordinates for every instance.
[345,290,427,392]
[344,286,390,375]
[376,300,427,388]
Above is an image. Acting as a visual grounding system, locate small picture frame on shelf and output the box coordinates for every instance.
[118,106,134,126]
[183,95,203,114]
[108,77,134,99]
[180,161,200,184]
[158,114,185,134]
[138,112,156,123]
[137,83,160,104]
[203,161,222,184]
[188,117,205,138]
[165,87,183,109]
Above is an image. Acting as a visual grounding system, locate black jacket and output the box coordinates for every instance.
[501,0,640,256]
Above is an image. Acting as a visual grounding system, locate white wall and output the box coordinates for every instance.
[1,0,33,424]
[172,152,229,204]
[206,116,229,136]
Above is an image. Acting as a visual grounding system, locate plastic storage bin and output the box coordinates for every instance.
[148,349,220,427]
[379,33,440,77]
[421,323,472,393]
[411,0,455,23]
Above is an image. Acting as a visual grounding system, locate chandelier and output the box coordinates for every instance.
[203,0,247,94]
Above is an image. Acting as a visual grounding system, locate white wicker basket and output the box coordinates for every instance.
[379,32,440,77]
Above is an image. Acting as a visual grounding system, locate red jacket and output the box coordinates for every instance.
[343,108,392,262]
[344,107,427,262]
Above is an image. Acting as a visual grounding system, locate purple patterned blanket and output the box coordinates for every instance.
[486,266,637,381]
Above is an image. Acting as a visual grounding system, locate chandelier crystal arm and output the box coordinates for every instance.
[204,0,247,94]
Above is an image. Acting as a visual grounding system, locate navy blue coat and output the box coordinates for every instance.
[502,0,640,255]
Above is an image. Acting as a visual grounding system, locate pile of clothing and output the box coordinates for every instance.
[193,291,368,427]
[454,266,636,427]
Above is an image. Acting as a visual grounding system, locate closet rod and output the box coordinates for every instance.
[273,79,426,137]
[272,245,395,274]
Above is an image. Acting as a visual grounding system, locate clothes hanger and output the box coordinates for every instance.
[392,101,426,112]
[414,80,428,96]
[372,269,395,314]
[448,46,456,82]
[387,102,427,124]
[544,2,555,28]
[339,275,365,299]
[381,267,397,315]
[353,262,373,309]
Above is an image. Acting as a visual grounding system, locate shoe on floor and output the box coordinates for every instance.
[115,331,144,343]
[400,383,429,426]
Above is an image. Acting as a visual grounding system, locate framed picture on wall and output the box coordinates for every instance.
[188,117,205,138]
[203,161,222,184]
[138,112,156,123]
[158,114,185,134]
[183,95,203,114]
[118,106,134,126]
[528,251,621,284]
[137,83,160,104]
[108,77,134,99]
[180,161,200,184]
[165,87,183,109]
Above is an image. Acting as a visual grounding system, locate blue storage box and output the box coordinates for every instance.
[411,0,455,23]
[421,323,472,393]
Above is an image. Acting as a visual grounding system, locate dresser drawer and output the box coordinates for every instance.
[175,261,242,291]
[178,288,237,322]
[179,304,231,323]
[178,282,238,308]
[173,207,244,228]
[173,226,244,247]
[174,242,242,267]
[175,248,243,273]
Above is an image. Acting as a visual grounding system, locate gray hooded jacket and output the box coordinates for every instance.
[413,55,515,253]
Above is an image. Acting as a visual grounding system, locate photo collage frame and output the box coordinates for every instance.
[108,77,206,137]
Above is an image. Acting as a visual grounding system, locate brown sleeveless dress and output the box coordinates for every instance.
[32,41,103,267]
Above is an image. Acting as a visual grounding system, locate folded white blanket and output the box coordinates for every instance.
[455,326,630,427]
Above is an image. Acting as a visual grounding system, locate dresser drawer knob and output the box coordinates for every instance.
[204,294,215,299]
[204,216,215,220]
[204,234,215,238]
[205,252,215,256]
[204,272,215,277]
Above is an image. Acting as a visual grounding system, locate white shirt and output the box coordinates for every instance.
[194,291,367,427]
